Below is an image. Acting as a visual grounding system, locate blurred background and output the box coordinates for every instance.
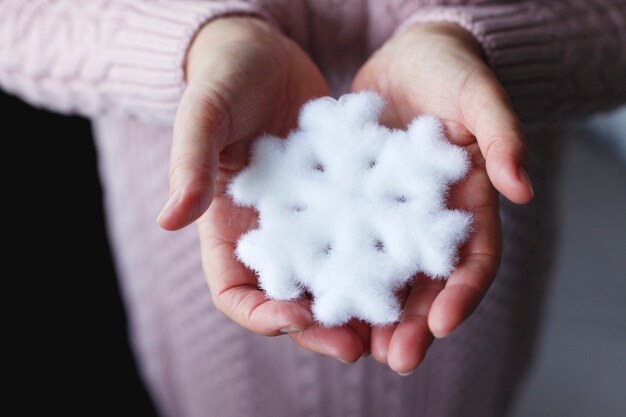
[510,109,626,417]
[4,91,157,416]
[4,89,624,416]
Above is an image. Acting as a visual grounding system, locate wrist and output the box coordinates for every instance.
[185,16,273,82]
[400,22,486,62]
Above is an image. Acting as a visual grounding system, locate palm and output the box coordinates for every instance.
[188,19,370,362]
[351,24,503,373]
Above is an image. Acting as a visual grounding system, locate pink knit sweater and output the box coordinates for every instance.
[2,1,625,417]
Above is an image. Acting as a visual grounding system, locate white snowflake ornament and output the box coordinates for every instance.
[227,92,472,327]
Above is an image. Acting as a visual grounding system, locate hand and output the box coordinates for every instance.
[157,17,368,363]
[352,22,534,374]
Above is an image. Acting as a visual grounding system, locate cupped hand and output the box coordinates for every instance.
[351,22,534,374]
[157,17,368,363]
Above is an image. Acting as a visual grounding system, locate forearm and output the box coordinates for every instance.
[0,0,278,124]
[399,0,626,124]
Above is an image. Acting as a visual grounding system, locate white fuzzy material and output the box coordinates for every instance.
[227,92,472,326]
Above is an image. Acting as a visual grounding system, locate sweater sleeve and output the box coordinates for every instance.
[0,0,301,124]
[396,0,626,125]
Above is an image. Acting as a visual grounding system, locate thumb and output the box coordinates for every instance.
[460,70,534,204]
[157,86,231,230]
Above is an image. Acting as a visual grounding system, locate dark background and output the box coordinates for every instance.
[3,91,157,415]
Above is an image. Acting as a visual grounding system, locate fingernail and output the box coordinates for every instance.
[431,324,449,339]
[337,358,356,365]
[157,189,182,224]
[361,351,371,358]
[279,326,302,334]
[398,370,415,377]
[518,167,534,199]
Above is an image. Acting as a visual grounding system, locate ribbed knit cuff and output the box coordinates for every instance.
[103,0,274,124]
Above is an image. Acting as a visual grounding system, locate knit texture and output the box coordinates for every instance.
[1,1,625,416]
[0,0,273,124]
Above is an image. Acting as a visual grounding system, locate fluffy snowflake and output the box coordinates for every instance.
[227,92,472,327]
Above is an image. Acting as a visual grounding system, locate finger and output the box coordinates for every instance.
[370,324,396,364]
[441,119,476,147]
[217,285,314,336]
[459,70,534,204]
[157,86,231,230]
[207,249,314,336]
[369,281,411,364]
[288,325,364,364]
[346,318,372,357]
[387,276,443,375]
[428,202,501,338]
[198,201,314,335]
